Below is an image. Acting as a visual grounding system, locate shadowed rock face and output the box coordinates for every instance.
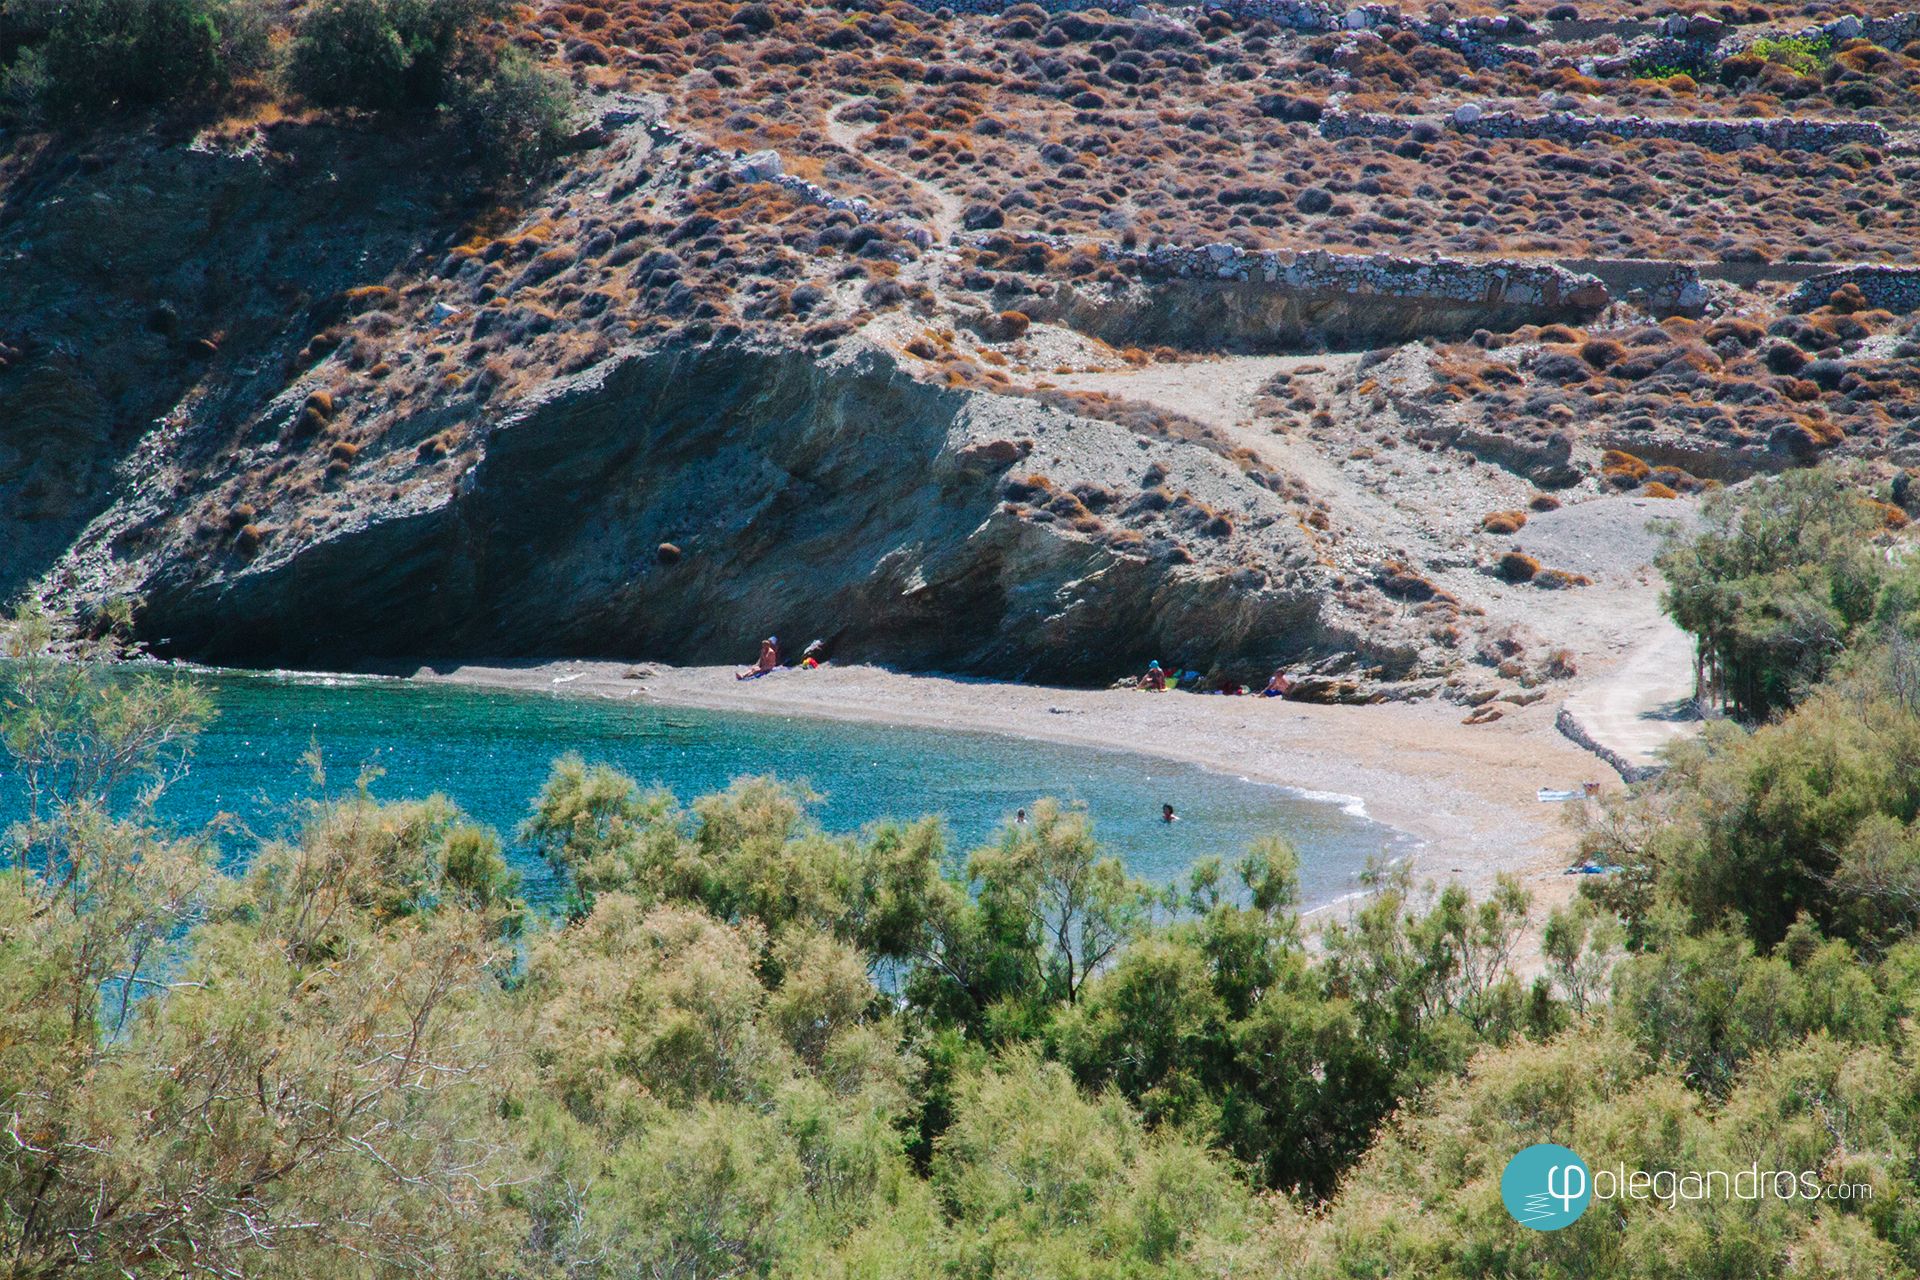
[0,125,467,604]
[134,340,1337,684]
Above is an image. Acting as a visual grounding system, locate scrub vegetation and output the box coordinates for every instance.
[7,468,1920,1277]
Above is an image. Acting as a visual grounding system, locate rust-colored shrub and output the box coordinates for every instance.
[1579,338,1627,370]
[1497,550,1540,583]
[1481,510,1528,534]
[1528,493,1561,512]
[975,309,1031,342]
[1601,449,1650,489]
[1829,283,1870,315]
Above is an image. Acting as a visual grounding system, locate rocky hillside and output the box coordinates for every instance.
[4,0,1918,694]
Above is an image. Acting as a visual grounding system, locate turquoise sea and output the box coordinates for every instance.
[13,669,1417,911]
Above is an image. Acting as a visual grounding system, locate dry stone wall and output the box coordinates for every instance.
[1321,106,1889,152]
[934,0,1539,66]
[1108,242,1608,311]
[1033,244,1615,350]
[1789,266,1920,314]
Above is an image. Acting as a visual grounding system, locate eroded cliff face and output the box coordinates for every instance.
[0,124,469,603]
[124,339,1335,682]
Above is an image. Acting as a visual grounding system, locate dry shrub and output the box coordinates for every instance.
[1704,319,1765,348]
[1378,560,1446,602]
[1497,550,1540,583]
[1579,338,1627,370]
[1528,493,1561,512]
[1534,568,1591,589]
[1481,510,1528,534]
[977,309,1031,342]
[1601,449,1650,488]
[1829,283,1870,315]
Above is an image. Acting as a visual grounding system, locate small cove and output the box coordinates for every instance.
[8,667,1420,911]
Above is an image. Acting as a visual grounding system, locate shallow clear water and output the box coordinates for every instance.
[17,669,1417,911]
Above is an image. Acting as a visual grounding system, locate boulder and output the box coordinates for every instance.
[731,150,783,182]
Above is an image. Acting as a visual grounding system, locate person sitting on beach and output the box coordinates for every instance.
[799,639,827,670]
[1161,802,1178,823]
[1261,668,1293,699]
[1141,660,1168,691]
[737,635,780,681]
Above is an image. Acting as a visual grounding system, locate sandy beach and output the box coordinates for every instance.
[411,658,1614,908]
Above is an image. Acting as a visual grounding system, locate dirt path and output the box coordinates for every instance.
[1560,614,1702,771]
[826,99,970,244]
[1040,350,1707,777]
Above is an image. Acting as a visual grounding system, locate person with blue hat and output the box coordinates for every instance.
[1142,659,1168,691]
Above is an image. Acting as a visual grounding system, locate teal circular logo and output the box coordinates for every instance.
[1501,1143,1591,1230]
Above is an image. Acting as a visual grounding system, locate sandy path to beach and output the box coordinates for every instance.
[417,659,1606,907]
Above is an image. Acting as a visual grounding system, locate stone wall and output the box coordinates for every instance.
[1109,242,1607,309]
[1321,106,1889,153]
[728,150,936,247]
[1789,265,1920,314]
[1726,11,1920,55]
[1030,244,1614,350]
[930,1,1538,65]
[1559,259,1709,316]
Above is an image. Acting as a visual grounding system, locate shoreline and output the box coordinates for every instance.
[405,658,1605,906]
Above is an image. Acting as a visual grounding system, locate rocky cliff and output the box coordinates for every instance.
[126,338,1334,682]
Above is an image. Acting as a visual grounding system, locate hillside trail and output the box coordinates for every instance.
[1045,349,1487,600]
[825,99,969,244]
[1040,347,1703,773]
[1560,611,1703,771]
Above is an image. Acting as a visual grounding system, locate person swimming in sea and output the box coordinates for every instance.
[737,635,779,680]
[1161,803,1178,823]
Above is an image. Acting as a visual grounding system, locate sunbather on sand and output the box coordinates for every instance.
[1262,668,1293,698]
[737,635,780,680]
[1141,660,1168,691]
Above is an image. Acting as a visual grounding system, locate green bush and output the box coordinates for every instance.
[0,0,270,119]
[452,47,572,179]
[1661,465,1894,721]
[1750,33,1832,77]
[285,0,504,112]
